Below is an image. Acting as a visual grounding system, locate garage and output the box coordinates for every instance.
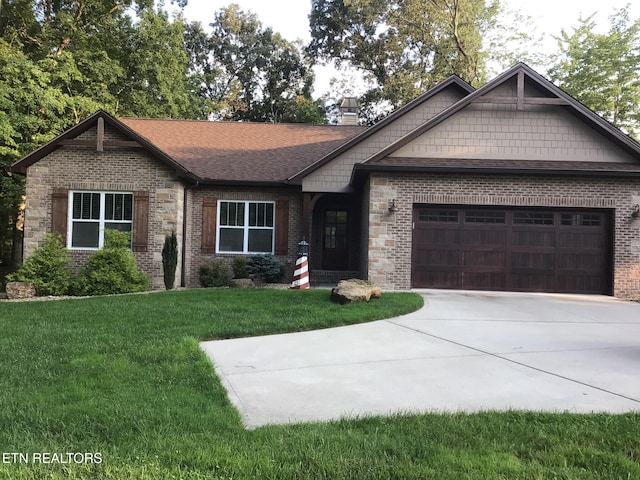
[412,206,613,294]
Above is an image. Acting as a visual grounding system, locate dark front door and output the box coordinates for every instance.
[323,210,348,270]
[412,206,612,294]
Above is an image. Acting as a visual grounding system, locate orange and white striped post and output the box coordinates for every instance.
[290,255,310,289]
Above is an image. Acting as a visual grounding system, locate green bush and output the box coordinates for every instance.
[199,259,231,287]
[74,230,149,296]
[162,230,178,290]
[6,233,72,296]
[246,254,285,284]
[232,256,248,279]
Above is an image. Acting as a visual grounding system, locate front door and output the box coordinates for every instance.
[322,210,348,270]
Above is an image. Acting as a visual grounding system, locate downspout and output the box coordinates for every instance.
[181,180,200,287]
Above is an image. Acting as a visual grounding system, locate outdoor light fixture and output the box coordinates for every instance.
[297,238,310,257]
[388,199,397,213]
[632,204,640,219]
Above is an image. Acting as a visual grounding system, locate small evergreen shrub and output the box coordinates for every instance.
[162,230,178,290]
[199,259,231,287]
[74,230,149,296]
[232,256,248,279]
[6,233,72,296]
[246,255,285,284]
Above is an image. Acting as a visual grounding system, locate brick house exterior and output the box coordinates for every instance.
[11,63,640,298]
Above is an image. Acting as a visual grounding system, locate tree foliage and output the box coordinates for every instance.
[547,7,640,139]
[185,5,324,123]
[309,0,499,121]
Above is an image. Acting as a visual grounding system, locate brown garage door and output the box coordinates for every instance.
[412,207,613,294]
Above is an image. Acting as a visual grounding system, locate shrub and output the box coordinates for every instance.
[6,233,72,296]
[74,230,149,296]
[246,255,285,284]
[232,256,248,279]
[162,230,178,290]
[199,259,231,287]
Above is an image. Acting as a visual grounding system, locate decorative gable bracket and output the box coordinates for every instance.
[471,71,570,110]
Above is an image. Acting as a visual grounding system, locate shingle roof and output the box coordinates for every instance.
[119,118,366,184]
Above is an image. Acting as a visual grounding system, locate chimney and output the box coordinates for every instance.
[339,97,358,125]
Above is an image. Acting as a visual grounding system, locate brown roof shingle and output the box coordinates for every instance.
[119,118,366,184]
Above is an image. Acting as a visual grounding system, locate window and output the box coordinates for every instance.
[465,211,506,224]
[418,209,458,222]
[217,201,275,254]
[561,213,601,226]
[69,192,133,249]
[514,212,554,225]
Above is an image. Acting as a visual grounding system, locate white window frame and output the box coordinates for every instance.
[216,200,275,254]
[67,191,134,250]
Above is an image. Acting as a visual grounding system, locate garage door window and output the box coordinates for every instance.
[561,213,601,226]
[514,212,554,225]
[418,209,458,222]
[465,211,506,223]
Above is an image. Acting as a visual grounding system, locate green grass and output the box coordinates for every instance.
[0,288,638,479]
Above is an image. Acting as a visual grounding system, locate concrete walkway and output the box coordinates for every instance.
[200,290,640,428]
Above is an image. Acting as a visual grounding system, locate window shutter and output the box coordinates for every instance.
[275,199,289,256]
[51,188,69,244]
[201,197,217,254]
[132,191,149,252]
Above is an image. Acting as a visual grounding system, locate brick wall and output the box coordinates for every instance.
[23,124,185,289]
[368,173,640,300]
[185,187,303,287]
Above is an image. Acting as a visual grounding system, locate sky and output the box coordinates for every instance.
[176,0,640,97]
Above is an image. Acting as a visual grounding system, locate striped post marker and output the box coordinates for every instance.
[290,255,310,289]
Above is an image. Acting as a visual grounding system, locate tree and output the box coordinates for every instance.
[0,1,203,267]
[547,7,640,139]
[185,5,319,123]
[309,0,500,122]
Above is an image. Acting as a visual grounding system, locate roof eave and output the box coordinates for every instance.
[351,162,640,186]
[10,110,199,182]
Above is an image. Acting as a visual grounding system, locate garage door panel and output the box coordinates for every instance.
[462,272,506,290]
[412,207,612,294]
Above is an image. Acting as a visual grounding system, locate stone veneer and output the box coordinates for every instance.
[367,173,640,300]
[23,124,184,290]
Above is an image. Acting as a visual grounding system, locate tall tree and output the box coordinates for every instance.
[185,4,321,123]
[0,0,200,268]
[309,0,499,122]
[548,7,640,139]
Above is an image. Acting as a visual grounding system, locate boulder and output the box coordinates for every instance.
[229,278,255,288]
[6,282,36,300]
[330,279,382,304]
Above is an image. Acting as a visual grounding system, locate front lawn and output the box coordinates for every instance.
[0,289,638,479]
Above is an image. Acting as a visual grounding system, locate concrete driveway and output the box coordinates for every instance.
[200,290,640,428]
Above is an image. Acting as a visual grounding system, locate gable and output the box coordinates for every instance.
[390,97,636,164]
[301,80,473,193]
[362,63,640,175]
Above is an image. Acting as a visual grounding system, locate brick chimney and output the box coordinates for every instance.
[339,97,358,125]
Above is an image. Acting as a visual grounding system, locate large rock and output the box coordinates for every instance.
[330,279,382,304]
[6,281,36,300]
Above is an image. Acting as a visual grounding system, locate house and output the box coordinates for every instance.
[11,63,640,299]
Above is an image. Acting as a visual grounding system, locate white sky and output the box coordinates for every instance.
[177,0,640,97]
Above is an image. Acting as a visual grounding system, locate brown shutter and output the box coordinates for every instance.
[275,199,289,256]
[201,197,217,254]
[51,188,69,244]
[132,191,149,252]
